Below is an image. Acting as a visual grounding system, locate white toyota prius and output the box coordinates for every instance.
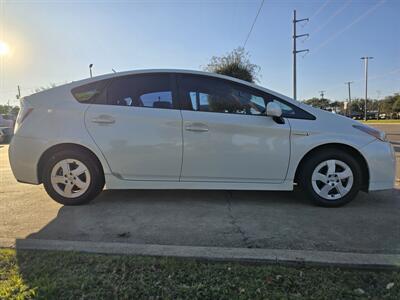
[9,70,396,207]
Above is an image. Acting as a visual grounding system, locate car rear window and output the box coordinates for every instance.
[71,79,110,104]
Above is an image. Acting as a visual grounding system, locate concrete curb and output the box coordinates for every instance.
[1,238,399,269]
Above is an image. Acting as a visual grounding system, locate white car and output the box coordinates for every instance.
[9,70,395,206]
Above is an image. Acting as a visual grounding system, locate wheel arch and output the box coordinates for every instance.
[37,143,105,184]
[294,143,370,192]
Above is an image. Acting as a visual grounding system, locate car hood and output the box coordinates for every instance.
[289,103,384,143]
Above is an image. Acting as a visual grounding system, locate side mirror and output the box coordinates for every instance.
[266,102,282,118]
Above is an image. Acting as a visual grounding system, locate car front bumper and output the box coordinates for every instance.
[360,139,396,191]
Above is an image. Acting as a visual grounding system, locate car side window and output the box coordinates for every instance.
[139,91,173,109]
[180,75,266,115]
[71,79,109,104]
[107,74,174,109]
[272,99,295,116]
[262,93,315,120]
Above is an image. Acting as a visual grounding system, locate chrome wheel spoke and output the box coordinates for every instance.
[337,168,352,180]
[60,160,70,175]
[319,184,333,198]
[326,160,336,175]
[75,177,89,189]
[71,164,86,176]
[63,182,74,196]
[52,175,66,184]
[336,181,348,195]
[312,172,327,183]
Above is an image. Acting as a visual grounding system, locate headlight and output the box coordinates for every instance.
[353,124,387,142]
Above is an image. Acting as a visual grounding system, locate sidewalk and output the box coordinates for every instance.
[1,238,399,269]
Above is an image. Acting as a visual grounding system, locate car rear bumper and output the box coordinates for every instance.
[8,135,49,185]
[360,139,396,191]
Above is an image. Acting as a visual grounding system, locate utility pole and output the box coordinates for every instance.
[16,85,21,100]
[361,56,373,121]
[376,90,381,120]
[319,90,325,99]
[293,9,309,101]
[345,81,353,117]
[89,64,93,78]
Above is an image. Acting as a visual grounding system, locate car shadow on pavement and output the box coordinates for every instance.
[23,188,400,254]
[25,189,307,245]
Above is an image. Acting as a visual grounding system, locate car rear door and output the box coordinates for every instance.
[177,74,291,183]
[84,73,183,181]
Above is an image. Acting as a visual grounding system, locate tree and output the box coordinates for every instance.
[0,105,9,114]
[0,105,19,116]
[329,101,344,113]
[10,106,20,116]
[303,97,331,110]
[35,83,57,93]
[379,95,397,114]
[204,47,260,83]
[393,98,400,113]
[350,99,363,114]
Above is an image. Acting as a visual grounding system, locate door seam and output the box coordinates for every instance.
[83,104,113,174]
[179,109,184,182]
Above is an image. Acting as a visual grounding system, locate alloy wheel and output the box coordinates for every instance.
[50,159,91,198]
[311,159,354,200]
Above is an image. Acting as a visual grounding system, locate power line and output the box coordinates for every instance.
[310,0,331,20]
[313,0,385,54]
[311,0,351,35]
[243,0,265,48]
[322,67,400,93]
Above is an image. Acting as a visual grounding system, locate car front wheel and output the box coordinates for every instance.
[42,149,104,205]
[299,149,362,207]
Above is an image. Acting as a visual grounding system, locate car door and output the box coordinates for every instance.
[177,74,291,183]
[84,73,183,181]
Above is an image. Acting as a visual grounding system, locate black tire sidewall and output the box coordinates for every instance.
[42,150,104,205]
[300,149,362,207]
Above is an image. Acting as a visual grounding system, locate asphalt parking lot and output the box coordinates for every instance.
[0,124,399,255]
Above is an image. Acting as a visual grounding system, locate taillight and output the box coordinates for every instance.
[14,98,34,133]
[19,107,34,124]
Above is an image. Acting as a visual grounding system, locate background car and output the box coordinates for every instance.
[0,127,13,143]
[8,70,396,207]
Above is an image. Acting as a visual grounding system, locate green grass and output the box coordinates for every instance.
[0,248,399,299]
[361,119,400,124]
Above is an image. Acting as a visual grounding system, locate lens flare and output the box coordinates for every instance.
[0,41,10,56]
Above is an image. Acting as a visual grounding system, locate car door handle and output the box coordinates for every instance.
[91,115,115,124]
[185,122,209,132]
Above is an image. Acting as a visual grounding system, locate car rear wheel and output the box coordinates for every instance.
[299,149,362,207]
[42,149,104,205]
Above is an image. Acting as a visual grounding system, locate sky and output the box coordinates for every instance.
[0,0,399,106]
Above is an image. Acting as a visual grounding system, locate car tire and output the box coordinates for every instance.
[42,149,104,205]
[298,149,362,207]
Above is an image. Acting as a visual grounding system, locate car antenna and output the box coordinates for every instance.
[112,69,117,74]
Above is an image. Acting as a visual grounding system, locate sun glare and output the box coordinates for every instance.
[0,41,10,56]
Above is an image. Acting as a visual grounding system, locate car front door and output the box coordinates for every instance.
[177,74,291,183]
[84,73,182,181]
